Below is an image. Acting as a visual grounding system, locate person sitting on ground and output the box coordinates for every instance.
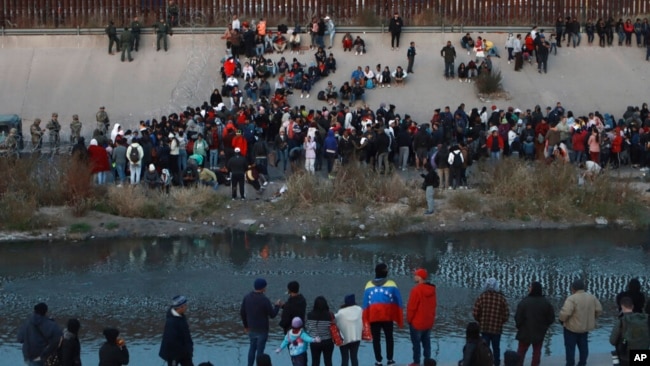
[458,62,468,83]
[339,82,352,101]
[289,31,301,53]
[466,59,478,80]
[350,80,365,105]
[325,81,338,105]
[363,65,376,88]
[460,32,475,54]
[379,66,392,88]
[273,31,287,53]
[325,53,337,73]
[342,32,353,51]
[350,66,364,84]
[314,46,327,64]
[484,38,501,57]
[393,66,406,86]
[353,35,366,55]
[242,62,254,81]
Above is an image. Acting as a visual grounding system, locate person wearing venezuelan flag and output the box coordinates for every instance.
[362,263,404,366]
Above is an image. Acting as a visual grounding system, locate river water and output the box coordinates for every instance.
[0,229,648,365]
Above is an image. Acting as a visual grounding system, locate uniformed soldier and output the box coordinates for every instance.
[96,106,109,135]
[30,118,44,151]
[1,128,19,158]
[105,20,121,55]
[120,27,134,62]
[167,0,179,31]
[130,16,142,51]
[46,113,61,153]
[154,18,170,52]
[70,114,82,144]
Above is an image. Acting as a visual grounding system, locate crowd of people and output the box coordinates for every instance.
[16,264,650,366]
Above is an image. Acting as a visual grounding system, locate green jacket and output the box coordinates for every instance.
[120,30,132,45]
[154,22,169,35]
[105,24,117,36]
[130,21,142,34]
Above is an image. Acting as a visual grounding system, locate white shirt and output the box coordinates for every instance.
[232,18,240,31]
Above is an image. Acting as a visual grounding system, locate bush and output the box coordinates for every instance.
[475,69,503,95]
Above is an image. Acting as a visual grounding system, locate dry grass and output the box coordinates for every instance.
[473,159,649,225]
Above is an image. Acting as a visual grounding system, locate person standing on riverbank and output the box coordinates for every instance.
[363,262,404,366]
[514,281,555,366]
[99,328,129,366]
[472,278,509,366]
[159,295,194,366]
[559,279,602,366]
[407,42,416,74]
[335,294,363,366]
[17,302,63,366]
[406,268,437,366]
[241,278,282,366]
[279,281,307,334]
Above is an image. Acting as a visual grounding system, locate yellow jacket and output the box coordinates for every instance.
[559,290,603,333]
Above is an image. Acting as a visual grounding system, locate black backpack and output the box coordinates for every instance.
[129,146,140,163]
[474,339,494,366]
[452,151,463,168]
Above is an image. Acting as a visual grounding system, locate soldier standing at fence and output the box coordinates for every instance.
[46,113,61,153]
[96,106,109,135]
[154,18,170,52]
[130,16,142,51]
[105,20,120,55]
[30,118,44,151]
[70,114,82,144]
[167,0,179,33]
[120,27,134,62]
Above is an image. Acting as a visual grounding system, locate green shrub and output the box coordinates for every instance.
[475,69,503,95]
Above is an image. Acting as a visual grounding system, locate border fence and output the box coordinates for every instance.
[0,0,648,29]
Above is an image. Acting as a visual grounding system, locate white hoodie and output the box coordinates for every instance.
[335,305,363,345]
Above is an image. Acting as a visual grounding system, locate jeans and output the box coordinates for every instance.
[646,45,650,61]
[587,31,595,43]
[339,340,360,366]
[246,89,258,102]
[488,46,500,57]
[350,93,364,104]
[507,47,514,61]
[377,152,389,173]
[444,61,455,77]
[209,150,219,169]
[398,146,409,169]
[326,152,336,173]
[517,341,542,366]
[481,332,501,366]
[329,31,336,47]
[201,180,219,191]
[247,331,268,366]
[95,171,106,185]
[370,321,394,363]
[115,163,126,184]
[276,148,288,171]
[310,338,334,366]
[130,163,141,184]
[425,186,435,213]
[409,325,431,364]
[178,149,188,173]
[573,150,585,164]
[618,31,626,45]
[563,328,588,366]
[256,44,264,56]
[490,150,501,161]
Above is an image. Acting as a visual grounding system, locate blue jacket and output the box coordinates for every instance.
[159,308,193,362]
[324,130,338,152]
[17,313,63,362]
[240,291,281,333]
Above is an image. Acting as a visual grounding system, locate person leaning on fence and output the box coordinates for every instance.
[105,20,120,55]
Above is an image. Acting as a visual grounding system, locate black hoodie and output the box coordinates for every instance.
[279,294,307,333]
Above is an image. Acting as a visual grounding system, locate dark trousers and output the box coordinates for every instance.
[391,32,401,48]
[132,33,140,51]
[157,33,168,51]
[121,43,132,61]
[339,341,360,366]
[407,56,414,73]
[481,332,501,365]
[108,35,120,53]
[290,353,307,366]
[450,166,462,188]
[231,173,245,198]
[514,52,523,70]
[310,338,334,366]
[167,358,193,366]
[563,328,588,366]
[370,321,394,363]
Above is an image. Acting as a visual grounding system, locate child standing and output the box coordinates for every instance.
[276,317,321,366]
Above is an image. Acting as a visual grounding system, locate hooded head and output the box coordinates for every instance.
[375,263,388,279]
[89,139,98,146]
[484,277,500,292]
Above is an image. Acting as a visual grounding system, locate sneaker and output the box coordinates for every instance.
[263,181,268,187]
[424,210,433,215]
[300,94,304,98]
[374,363,383,366]
[306,94,310,98]
[508,60,511,64]
[241,197,246,201]
[387,361,396,366]
[388,84,391,88]
[355,51,359,55]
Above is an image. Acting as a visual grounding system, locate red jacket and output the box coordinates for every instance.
[231,135,248,157]
[571,130,587,152]
[87,145,110,173]
[611,134,623,153]
[407,283,437,331]
[486,134,504,151]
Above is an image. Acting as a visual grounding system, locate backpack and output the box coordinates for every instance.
[621,313,650,351]
[129,146,140,163]
[473,339,494,366]
[317,90,326,101]
[452,151,463,168]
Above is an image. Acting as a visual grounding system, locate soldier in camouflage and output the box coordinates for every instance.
[96,106,109,135]
[30,118,44,151]
[46,113,61,153]
[70,114,82,144]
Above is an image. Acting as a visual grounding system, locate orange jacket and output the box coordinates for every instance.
[407,283,437,331]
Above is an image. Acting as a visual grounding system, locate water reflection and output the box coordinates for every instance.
[0,228,648,365]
